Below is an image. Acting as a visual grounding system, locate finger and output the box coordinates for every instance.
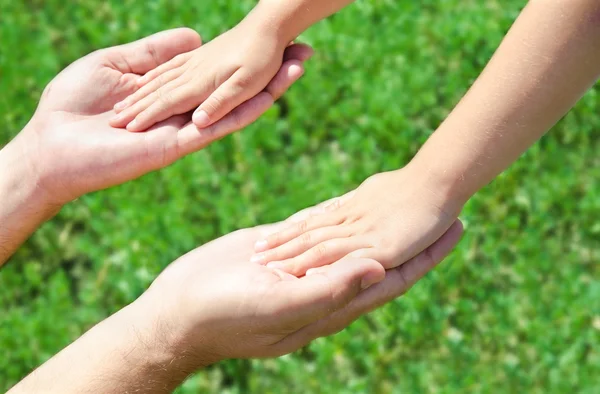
[127,84,199,132]
[258,219,464,359]
[111,76,189,130]
[283,43,314,63]
[191,44,313,128]
[173,59,307,158]
[264,61,305,102]
[381,220,464,291]
[268,237,374,278]
[254,212,346,253]
[109,28,202,75]
[175,91,274,157]
[192,69,259,129]
[137,51,194,87]
[284,190,357,225]
[277,220,464,350]
[114,67,185,113]
[251,225,356,265]
[109,92,157,129]
[269,256,385,331]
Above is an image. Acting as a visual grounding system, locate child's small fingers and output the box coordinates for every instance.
[127,86,198,132]
[114,68,184,113]
[268,237,372,277]
[252,225,356,265]
[112,76,187,129]
[110,94,156,128]
[192,70,258,129]
[137,52,192,87]
[255,213,346,253]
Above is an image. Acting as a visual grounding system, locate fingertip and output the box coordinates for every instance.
[254,239,269,252]
[113,100,128,112]
[136,75,148,87]
[266,262,283,270]
[301,46,315,61]
[126,119,142,132]
[305,268,323,277]
[250,253,266,265]
[287,63,305,81]
[192,109,210,128]
[360,263,386,290]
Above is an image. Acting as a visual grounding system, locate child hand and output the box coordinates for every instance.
[110,23,290,132]
[250,168,463,276]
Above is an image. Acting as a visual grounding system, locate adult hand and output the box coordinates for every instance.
[11,28,312,206]
[135,211,463,372]
[8,197,463,393]
[0,28,311,264]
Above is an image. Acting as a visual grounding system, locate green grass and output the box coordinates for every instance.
[1,0,599,392]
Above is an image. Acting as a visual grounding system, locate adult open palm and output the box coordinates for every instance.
[17,28,311,205]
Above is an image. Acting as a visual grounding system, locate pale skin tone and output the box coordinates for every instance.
[250,0,600,275]
[0,28,313,265]
[3,26,465,393]
[108,0,355,132]
[8,207,463,394]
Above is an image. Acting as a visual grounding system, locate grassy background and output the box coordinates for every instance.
[1,0,599,392]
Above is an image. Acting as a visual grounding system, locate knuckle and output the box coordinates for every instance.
[173,54,185,65]
[266,233,280,247]
[296,220,309,234]
[311,243,328,260]
[156,90,173,108]
[422,246,436,267]
[326,199,343,212]
[299,232,312,248]
[234,72,253,89]
[155,73,168,88]
[204,95,224,114]
[264,249,279,262]
[228,108,244,130]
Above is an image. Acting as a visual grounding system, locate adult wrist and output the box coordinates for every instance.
[128,291,221,375]
[0,130,63,223]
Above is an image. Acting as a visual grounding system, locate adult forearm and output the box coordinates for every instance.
[248,0,356,43]
[7,299,210,394]
[0,130,61,265]
[413,0,600,208]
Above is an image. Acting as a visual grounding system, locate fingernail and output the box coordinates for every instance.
[127,119,139,131]
[137,75,147,86]
[193,110,210,128]
[306,268,321,276]
[361,273,380,290]
[250,253,265,264]
[110,114,123,124]
[254,239,268,252]
[113,101,128,111]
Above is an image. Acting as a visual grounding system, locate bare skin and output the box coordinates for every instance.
[109,0,355,132]
[0,29,312,266]
[8,200,463,394]
[251,0,600,276]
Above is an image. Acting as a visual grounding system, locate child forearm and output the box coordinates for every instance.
[413,0,600,209]
[249,0,356,43]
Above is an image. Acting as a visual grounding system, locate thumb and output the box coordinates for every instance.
[108,28,202,75]
[270,256,386,331]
